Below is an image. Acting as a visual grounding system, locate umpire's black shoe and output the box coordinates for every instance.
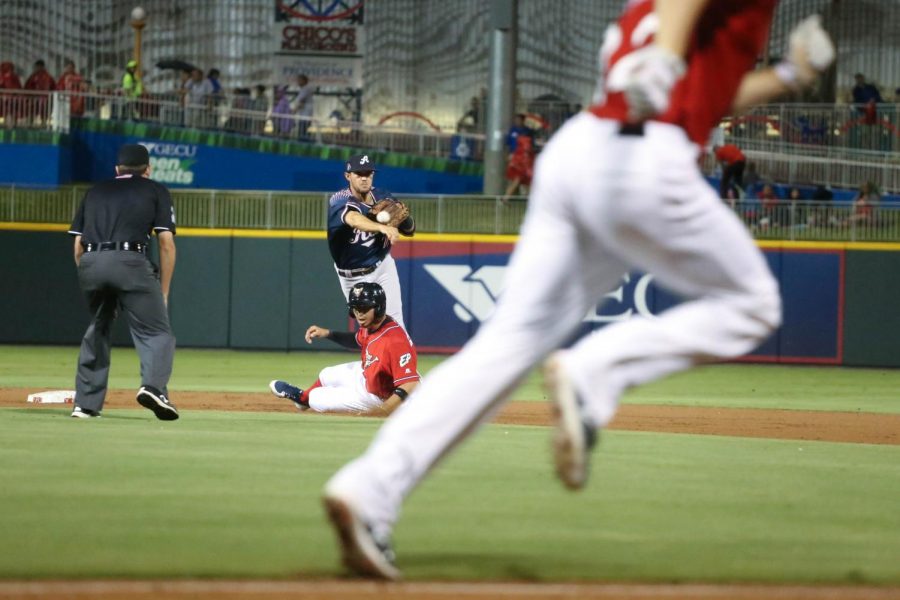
[136,385,179,421]
[544,352,597,491]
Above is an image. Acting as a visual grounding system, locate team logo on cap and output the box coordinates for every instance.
[359,155,370,164]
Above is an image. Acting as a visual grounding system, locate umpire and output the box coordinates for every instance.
[67,143,179,420]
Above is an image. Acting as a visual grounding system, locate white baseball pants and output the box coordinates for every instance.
[335,254,405,329]
[308,361,383,413]
[327,114,782,531]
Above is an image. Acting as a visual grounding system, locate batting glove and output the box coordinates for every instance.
[607,44,686,122]
[775,15,835,90]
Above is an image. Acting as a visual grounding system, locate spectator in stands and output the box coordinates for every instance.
[0,61,23,127]
[207,68,224,106]
[757,183,781,229]
[56,59,85,117]
[847,181,881,226]
[852,73,883,106]
[25,59,55,91]
[251,84,269,135]
[288,73,314,139]
[743,161,762,196]
[121,60,142,97]
[120,59,143,120]
[713,143,746,199]
[456,95,483,133]
[271,85,294,137]
[787,186,805,225]
[24,59,55,125]
[503,133,535,205]
[506,113,533,154]
[808,184,834,227]
[225,87,251,132]
[183,68,213,128]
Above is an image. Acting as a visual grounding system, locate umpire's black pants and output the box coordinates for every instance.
[74,251,175,412]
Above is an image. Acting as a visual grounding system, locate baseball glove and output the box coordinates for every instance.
[368,199,410,228]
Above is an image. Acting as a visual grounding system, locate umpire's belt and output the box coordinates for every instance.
[83,241,147,253]
[337,260,382,278]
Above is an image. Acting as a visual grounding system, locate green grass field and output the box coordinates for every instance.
[1,345,899,583]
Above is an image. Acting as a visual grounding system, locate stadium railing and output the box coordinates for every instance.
[1,185,898,242]
[2,89,898,194]
[0,89,485,160]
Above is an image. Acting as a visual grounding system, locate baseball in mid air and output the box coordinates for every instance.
[376,211,391,224]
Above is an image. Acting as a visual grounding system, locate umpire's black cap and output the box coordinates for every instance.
[345,154,376,173]
[117,144,150,167]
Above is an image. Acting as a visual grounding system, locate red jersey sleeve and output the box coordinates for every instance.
[383,330,420,388]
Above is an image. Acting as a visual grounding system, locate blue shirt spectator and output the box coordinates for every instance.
[506,113,534,153]
[852,73,883,105]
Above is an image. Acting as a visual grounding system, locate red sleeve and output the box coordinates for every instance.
[385,333,419,387]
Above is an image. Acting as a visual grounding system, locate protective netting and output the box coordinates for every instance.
[1,1,898,130]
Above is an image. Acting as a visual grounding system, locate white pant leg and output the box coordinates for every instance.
[335,254,405,329]
[372,255,404,329]
[326,115,631,529]
[309,361,383,413]
[557,121,781,427]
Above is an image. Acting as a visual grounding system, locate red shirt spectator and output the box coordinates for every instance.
[24,60,55,91]
[0,62,22,90]
[714,144,745,165]
[24,59,55,122]
[56,60,85,116]
[0,62,23,122]
[713,143,747,199]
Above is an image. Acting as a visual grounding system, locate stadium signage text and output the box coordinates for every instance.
[281,26,358,53]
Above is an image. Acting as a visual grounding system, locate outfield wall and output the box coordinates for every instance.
[1,227,898,367]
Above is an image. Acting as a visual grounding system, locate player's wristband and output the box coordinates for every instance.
[392,387,409,402]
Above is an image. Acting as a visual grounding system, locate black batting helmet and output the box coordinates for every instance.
[347,282,386,319]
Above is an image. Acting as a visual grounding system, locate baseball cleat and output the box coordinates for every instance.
[322,491,400,581]
[136,386,179,421]
[71,406,101,419]
[268,380,308,411]
[544,353,597,491]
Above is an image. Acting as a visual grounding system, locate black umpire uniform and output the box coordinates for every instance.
[67,144,179,420]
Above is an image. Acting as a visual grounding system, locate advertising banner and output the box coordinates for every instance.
[273,1,365,90]
[396,241,844,363]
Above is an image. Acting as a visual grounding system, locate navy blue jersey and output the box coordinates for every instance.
[327,187,394,269]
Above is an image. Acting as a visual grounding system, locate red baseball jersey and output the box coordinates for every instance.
[591,0,778,146]
[355,317,420,399]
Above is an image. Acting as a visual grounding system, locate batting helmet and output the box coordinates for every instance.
[347,282,386,319]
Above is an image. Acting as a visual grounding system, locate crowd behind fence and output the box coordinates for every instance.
[2,89,899,194]
[1,185,898,242]
[0,89,485,160]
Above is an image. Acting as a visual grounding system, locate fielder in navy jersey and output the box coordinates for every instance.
[327,154,415,329]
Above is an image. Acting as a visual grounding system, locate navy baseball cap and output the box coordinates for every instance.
[117,144,150,167]
[345,154,376,173]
